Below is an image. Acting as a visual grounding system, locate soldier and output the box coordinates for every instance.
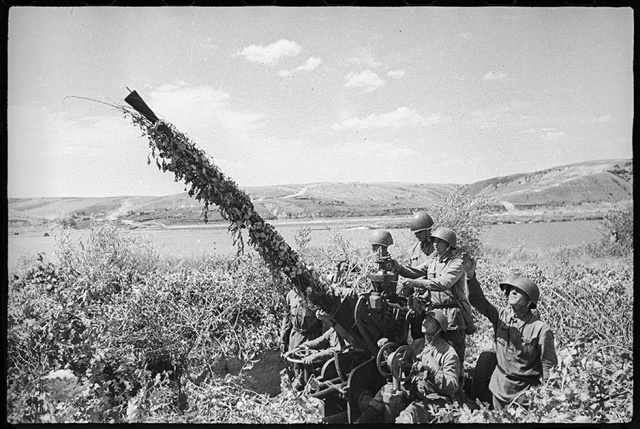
[370,229,394,257]
[398,212,436,341]
[393,227,472,365]
[407,211,436,267]
[396,309,461,423]
[463,255,558,410]
[355,310,461,423]
[284,310,348,390]
[280,287,322,390]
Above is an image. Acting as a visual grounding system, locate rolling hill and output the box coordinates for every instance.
[7,158,632,229]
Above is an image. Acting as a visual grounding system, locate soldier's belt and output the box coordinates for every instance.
[496,364,541,385]
[431,303,459,309]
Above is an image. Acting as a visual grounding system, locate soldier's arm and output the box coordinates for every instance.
[421,351,460,397]
[467,274,501,328]
[420,258,464,293]
[303,328,333,350]
[538,325,558,382]
[394,260,427,279]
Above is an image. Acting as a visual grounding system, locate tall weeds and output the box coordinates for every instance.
[6,204,633,423]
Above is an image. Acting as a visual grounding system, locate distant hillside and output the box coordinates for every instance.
[7,158,632,229]
[464,159,632,210]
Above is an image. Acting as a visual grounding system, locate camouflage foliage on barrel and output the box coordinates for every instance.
[122,91,334,310]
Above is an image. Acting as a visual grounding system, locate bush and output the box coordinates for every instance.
[597,201,633,256]
[429,187,491,257]
[7,222,288,423]
[7,219,634,424]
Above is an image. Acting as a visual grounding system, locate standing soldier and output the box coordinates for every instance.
[280,287,322,390]
[393,227,472,365]
[463,255,558,410]
[398,212,437,341]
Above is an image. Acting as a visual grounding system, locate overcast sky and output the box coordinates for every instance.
[7,7,634,198]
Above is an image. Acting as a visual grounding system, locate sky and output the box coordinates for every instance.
[7,7,634,198]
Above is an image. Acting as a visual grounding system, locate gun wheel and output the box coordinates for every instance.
[390,345,413,383]
[375,342,398,378]
[285,348,317,364]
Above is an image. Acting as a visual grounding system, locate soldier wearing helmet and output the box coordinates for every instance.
[280,288,322,390]
[393,212,437,341]
[356,309,461,424]
[392,226,470,365]
[408,211,436,266]
[463,256,558,411]
[369,229,394,256]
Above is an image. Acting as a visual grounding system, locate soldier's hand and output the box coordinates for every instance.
[302,355,316,366]
[390,259,402,273]
[462,253,476,279]
[283,346,299,358]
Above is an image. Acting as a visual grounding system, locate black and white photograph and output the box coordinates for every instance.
[7,6,633,424]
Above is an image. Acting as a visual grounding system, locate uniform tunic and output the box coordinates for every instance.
[399,241,436,342]
[394,335,461,423]
[280,289,322,351]
[407,240,435,268]
[299,327,344,363]
[407,335,461,398]
[467,275,558,405]
[416,252,468,332]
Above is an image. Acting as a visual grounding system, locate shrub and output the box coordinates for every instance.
[429,187,491,257]
[7,222,288,423]
[7,219,634,424]
[597,201,633,256]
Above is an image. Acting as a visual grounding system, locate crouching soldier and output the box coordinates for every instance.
[463,255,558,410]
[356,310,461,423]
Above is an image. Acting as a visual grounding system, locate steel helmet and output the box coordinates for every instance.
[425,309,448,332]
[431,226,457,249]
[410,212,434,232]
[499,276,540,306]
[370,230,394,247]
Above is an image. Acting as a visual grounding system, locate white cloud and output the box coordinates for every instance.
[7,103,187,198]
[332,107,442,130]
[387,70,405,78]
[149,83,265,135]
[296,56,322,71]
[233,39,302,65]
[483,71,507,81]
[344,70,384,92]
[278,57,322,77]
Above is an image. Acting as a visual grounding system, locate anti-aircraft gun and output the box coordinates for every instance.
[121,91,485,423]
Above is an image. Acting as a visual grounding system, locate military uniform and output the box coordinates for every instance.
[467,275,557,409]
[280,289,322,352]
[400,241,436,341]
[412,251,468,364]
[298,327,346,364]
[394,335,461,423]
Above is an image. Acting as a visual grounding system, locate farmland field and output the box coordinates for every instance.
[7,219,601,271]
